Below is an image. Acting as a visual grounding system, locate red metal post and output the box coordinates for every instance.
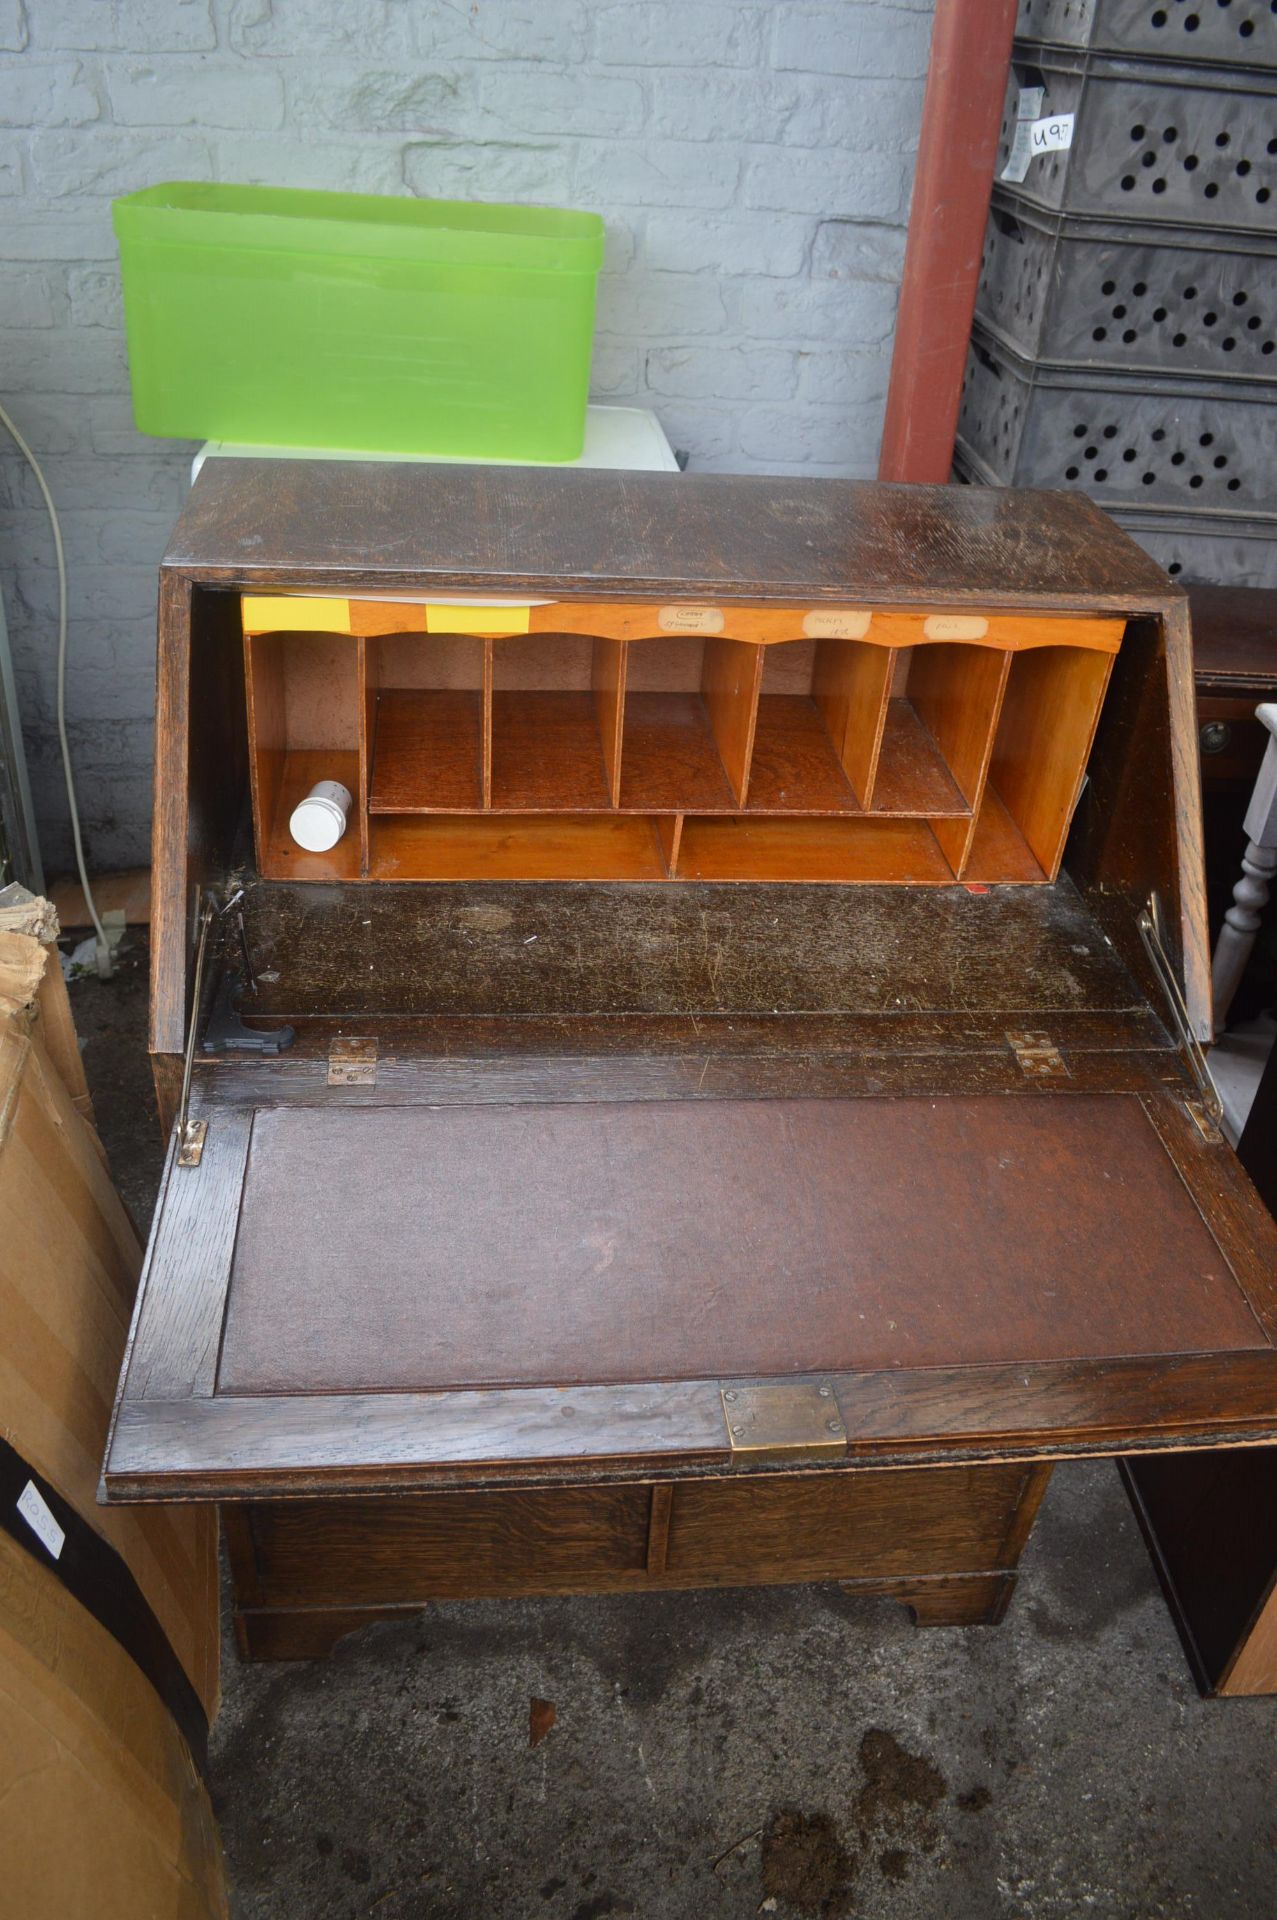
[878,0,1020,483]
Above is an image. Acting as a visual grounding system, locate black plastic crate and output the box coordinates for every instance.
[1113,509,1277,584]
[952,446,1277,586]
[976,190,1277,380]
[956,322,1277,515]
[1016,0,1277,69]
[996,50,1277,228]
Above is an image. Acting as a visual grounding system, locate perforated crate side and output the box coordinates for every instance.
[1017,0,1277,68]
[1017,0,1097,51]
[996,55,1277,226]
[1112,514,1277,586]
[976,197,1277,378]
[976,205,1059,365]
[956,333,1033,485]
[958,329,1277,512]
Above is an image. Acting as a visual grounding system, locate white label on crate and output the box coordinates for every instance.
[924,614,989,641]
[1001,117,1034,185]
[658,605,725,634]
[1002,99,1075,184]
[17,1480,64,1561]
[1032,113,1075,155]
[802,609,872,640]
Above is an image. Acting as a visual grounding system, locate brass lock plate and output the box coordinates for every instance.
[720,1380,848,1465]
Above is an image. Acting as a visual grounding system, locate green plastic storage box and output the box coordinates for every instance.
[112,183,605,462]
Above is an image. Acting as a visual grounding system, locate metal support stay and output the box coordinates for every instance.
[1137,893,1224,1131]
[174,894,217,1167]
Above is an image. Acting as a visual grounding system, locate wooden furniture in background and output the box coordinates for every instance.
[99,464,1277,1667]
[1210,704,1277,1031]
[1192,586,1277,802]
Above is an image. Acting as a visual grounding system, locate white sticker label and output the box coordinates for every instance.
[658,605,725,635]
[17,1480,65,1561]
[1002,94,1075,184]
[923,614,989,641]
[1032,113,1075,155]
[802,609,872,640]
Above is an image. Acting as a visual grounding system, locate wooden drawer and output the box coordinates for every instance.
[664,1464,1033,1582]
[237,1463,1038,1610]
[244,1485,651,1607]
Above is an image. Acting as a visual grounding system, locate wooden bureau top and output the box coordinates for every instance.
[165,462,1174,612]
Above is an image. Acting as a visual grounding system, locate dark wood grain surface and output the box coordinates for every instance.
[1066,606,1211,1042]
[115,1102,254,1402]
[165,464,1174,609]
[193,1038,1179,1113]
[223,1460,1048,1655]
[235,1462,1036,1608]
[235,872,1144,1021]
[105,1349,1277,1503]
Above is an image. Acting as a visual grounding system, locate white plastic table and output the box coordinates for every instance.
[190,405,679,484]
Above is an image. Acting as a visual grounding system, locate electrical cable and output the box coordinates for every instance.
[0,397,112,975]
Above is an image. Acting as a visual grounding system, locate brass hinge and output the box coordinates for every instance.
[176,1118,207,1167]
[1007,1031,1069,1080]
[1183,1096,1224,1145]
[721,1380,848,1465]
[328,1035,378,1086]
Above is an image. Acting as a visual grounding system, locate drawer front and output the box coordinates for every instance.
[665,1463,1031,1581]
[242,1463,1033,1608]
[248,1485,651,1607]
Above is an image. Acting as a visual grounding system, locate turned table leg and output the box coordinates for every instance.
[1212,701,1277,1031]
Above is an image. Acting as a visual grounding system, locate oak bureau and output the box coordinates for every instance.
[101,462,1277,1667]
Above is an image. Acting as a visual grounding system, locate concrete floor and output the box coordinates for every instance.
[73,938,1277,1920]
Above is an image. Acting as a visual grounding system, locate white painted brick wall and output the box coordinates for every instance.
[0,0,931,871]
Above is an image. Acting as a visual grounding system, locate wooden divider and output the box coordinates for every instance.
[813,640,895,805]
[241,600,1126,886]
[907,644,1012,876]
[245,628,361,882]
[357,636,372,874]
[701,638,764,805]
[593,636,626,809]
[980,645,1117,881]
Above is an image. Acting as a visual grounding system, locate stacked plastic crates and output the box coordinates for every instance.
[955,0,1277,586]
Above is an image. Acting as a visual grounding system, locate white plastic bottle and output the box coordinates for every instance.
[289,779,352,853]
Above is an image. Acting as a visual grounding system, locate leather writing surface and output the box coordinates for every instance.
[215,1093,1264,1397]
